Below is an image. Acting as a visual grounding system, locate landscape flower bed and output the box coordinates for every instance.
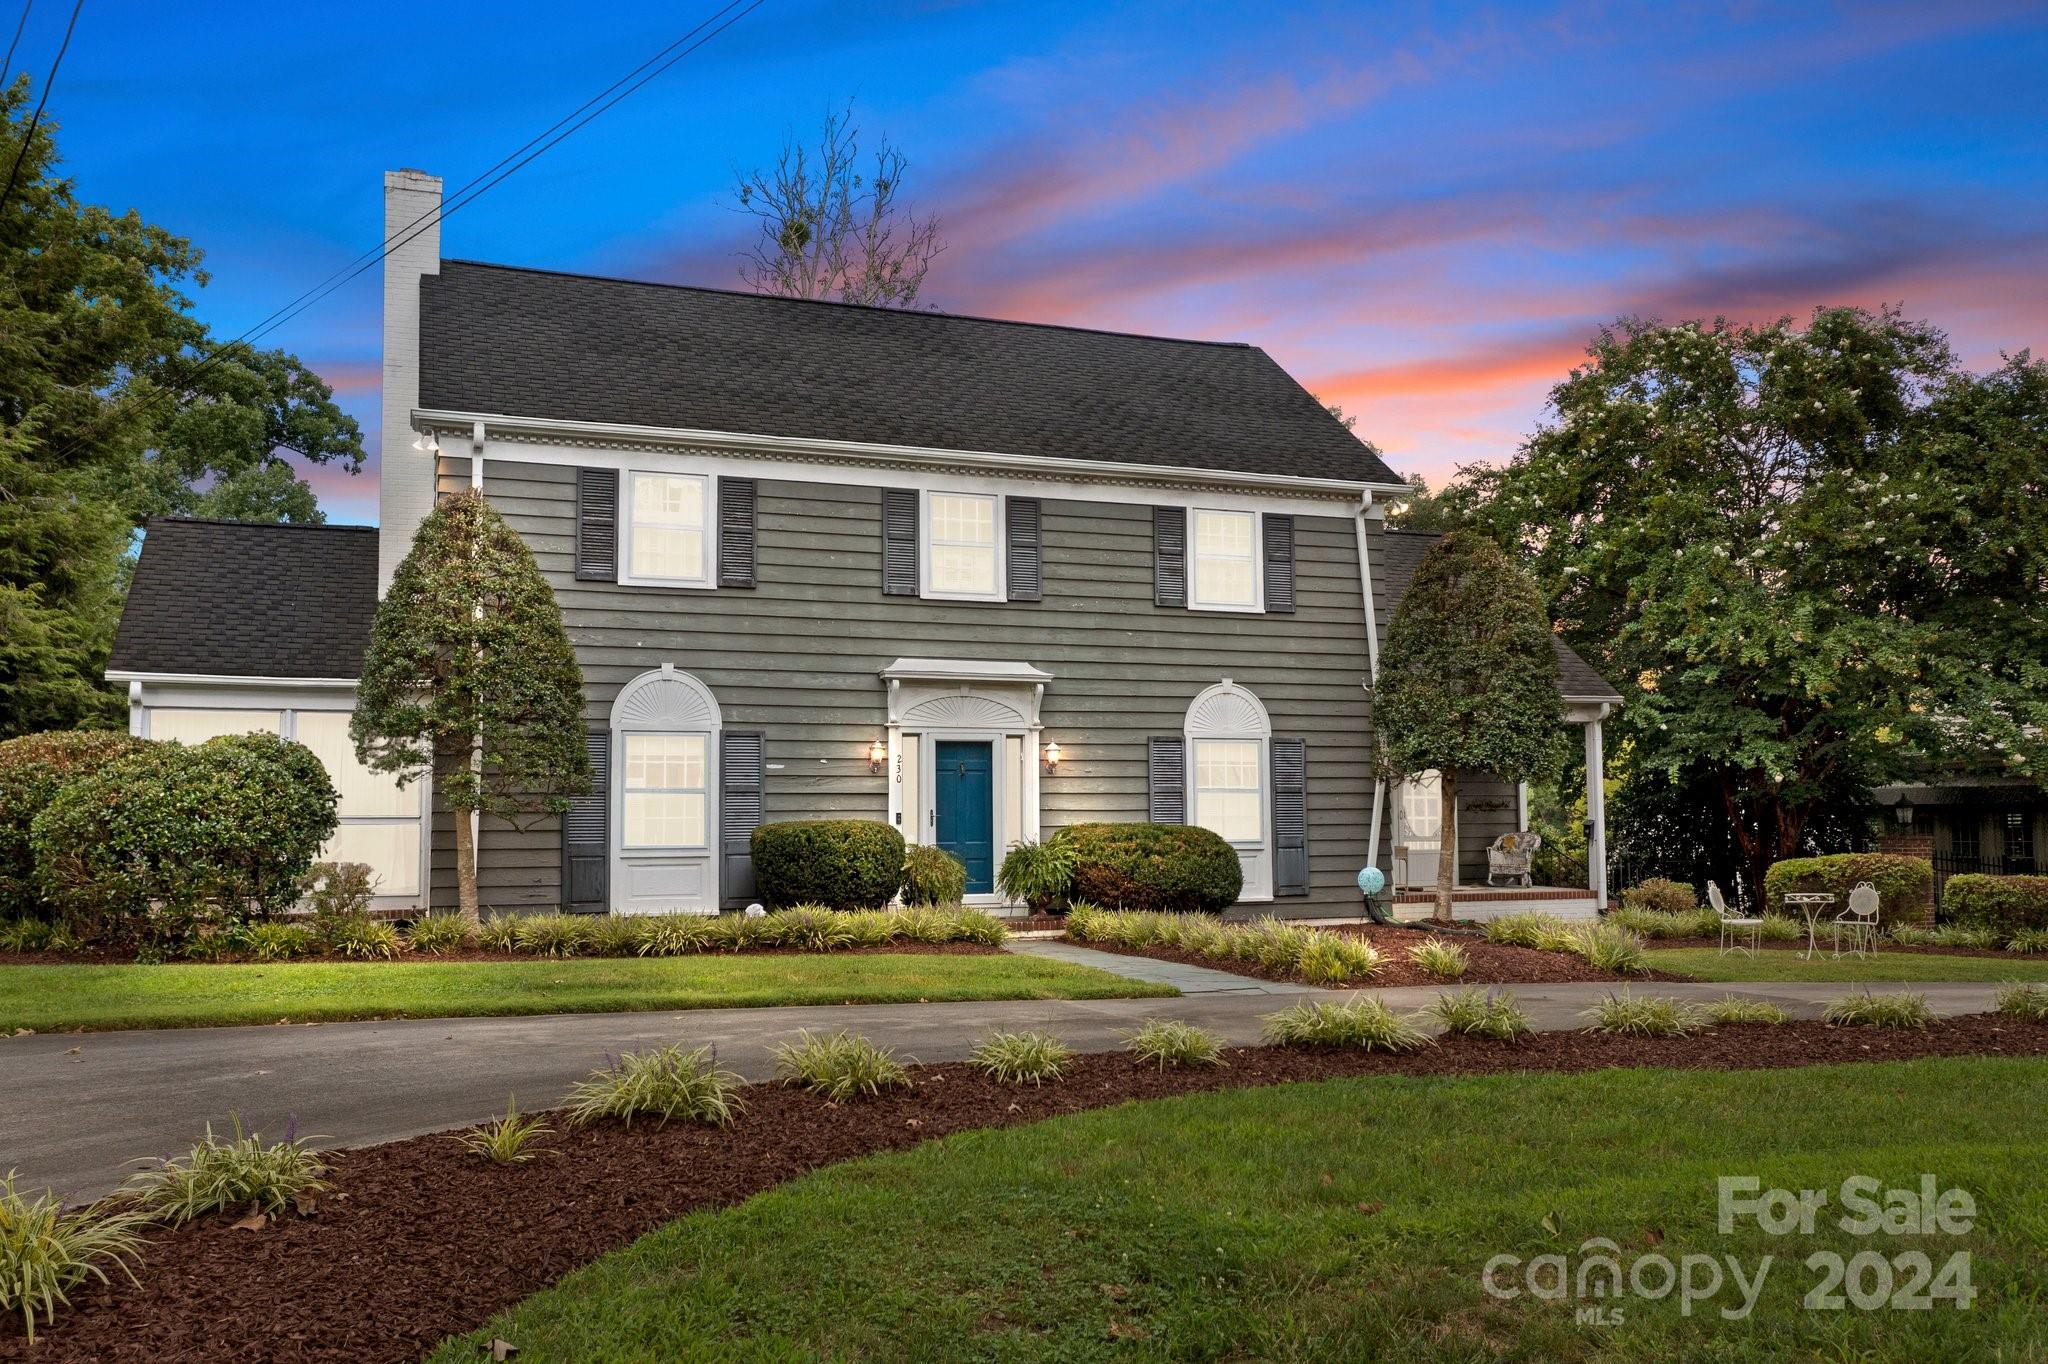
[9,1010,2047,1361]
[1067,906,1664,987]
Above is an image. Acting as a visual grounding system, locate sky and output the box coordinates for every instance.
[18,0,2048,524]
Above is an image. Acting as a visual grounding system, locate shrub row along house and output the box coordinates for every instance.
[106,170,1621,920]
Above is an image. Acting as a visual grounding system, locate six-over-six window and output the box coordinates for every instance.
[622,732,709,848]
[1190,508,1259,610]
[626,472,713,587]
[925,491,1002,599]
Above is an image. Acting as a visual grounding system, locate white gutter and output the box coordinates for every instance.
[414,409,1414,501]
[106,671,359,687]
[1356,494,1388,883]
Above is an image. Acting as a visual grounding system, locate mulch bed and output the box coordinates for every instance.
[13,1015,2047,1364]
[0,942,1002,968]
[1072,922,1686,988]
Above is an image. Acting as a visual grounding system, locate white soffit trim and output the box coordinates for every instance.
[106,671,359,688]
[414,409,1410,500]
[880,658,1054,685]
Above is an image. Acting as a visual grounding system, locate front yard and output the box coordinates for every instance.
[0,953,1171,1032]
[436,1055,2047,1362]
[1649,946,2048,984]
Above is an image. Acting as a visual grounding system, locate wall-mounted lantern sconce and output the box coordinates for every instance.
[868,739,888,775]
[1042,740,1062,775]
[1892,795,1916,827]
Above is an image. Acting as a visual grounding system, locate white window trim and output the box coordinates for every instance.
[620,469,718,590]
[918,488,1007,603]
[1184,679,1274,903]
[619,732,713,852]
[1188,506,1264,614]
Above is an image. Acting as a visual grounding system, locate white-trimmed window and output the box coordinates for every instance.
[626,472,714,587]
[1190,508,1259,611]
[1193,739,1264,843]
[923,491,1003,600]
[622,732,709,848]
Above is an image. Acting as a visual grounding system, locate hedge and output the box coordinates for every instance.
[31,733,339,945]
[1063,822,1243,913]
[751,819,907,910]
[0,730,144,916]
[1762,853,1933,929]
[1618,877,1696,915]
[1943,874,2048,934]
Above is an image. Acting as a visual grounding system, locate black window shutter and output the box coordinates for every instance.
[1153,507,1187,607]
[1272,737,1309,896]
[720,731,765,906]
[1263,514,1296,613]
[574,468,618,582]
[561,729,609,911]
[1147,736,1186,824]
[881,488,919,596]
[718,477,757,588]
[1005,497,1042,602]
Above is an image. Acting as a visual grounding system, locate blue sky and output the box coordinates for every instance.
[22,0,2048,522]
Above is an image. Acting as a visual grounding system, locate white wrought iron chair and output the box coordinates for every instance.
[1832,882,1882,958]
[1709,880,1762,954]
[1486,831,1541,887]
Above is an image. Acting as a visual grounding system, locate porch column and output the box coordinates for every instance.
[1583,707,1610,909]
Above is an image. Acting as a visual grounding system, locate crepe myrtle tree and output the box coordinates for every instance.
[1375,531,1568,923]
[351,492,588,922]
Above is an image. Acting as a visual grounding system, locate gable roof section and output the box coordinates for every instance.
[1378,529,1623,704]
[108,519,379,679]
[418,260,1406,487]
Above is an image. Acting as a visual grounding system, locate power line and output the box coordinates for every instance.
[1,0,34,88]
[42,0,767,468]
[0,0,77,213]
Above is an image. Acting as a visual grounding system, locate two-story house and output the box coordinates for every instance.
[105,170,1621,921]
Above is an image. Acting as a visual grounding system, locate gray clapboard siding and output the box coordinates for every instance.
[440,459,1375,914]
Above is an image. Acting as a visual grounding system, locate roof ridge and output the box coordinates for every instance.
[146,516,377,533]
[436,258,1261,351]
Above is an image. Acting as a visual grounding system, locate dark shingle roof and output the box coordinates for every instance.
[418,261,1406,487]
[108,519,379,679]
[1378,529,1623,704]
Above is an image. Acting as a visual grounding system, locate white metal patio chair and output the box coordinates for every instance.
[1709,880,1763,954]
[1832,882,1882,957]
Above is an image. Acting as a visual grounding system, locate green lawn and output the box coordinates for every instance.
[1651,945,2048,983]
[436,1057,2048,1363]
[0,953,1171,1031]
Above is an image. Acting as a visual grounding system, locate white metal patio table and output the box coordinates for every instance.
[1784,892,1837,959]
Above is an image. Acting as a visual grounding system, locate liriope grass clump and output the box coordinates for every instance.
[1124,1018,1224,1069]
[476,915,523,952]
[2004,928,2048,956]
[1067,908,1380,984]
[772,1030,910,1100]
[1408,938,1469,979]
[564,1045,744,1128]
[514,913,595,958]
[0,1174,151,1343]
[321,913,401,960]
[1429,987,1530,1040]
[1581,990,1700,1038]
[968,1031,1074,1086]
[122,1116,330,1225]
[1992,982,2048,1022]
[1262,998,1431,1052]
[1823,991,1932,1030]
[1483,912,1568,949]
[451,1096,554,1164]
[1700,996,1792,1026]
[405,912,474,955]
[245,920,316,962]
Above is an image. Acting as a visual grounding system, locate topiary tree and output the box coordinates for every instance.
[31,733,338,947]
[1375,531,1568,923]
[0,730,144,917]
[351,491,588,923]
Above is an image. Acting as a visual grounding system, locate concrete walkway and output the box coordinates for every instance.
[1006,938,1316,994]
[0,976,2014,1205]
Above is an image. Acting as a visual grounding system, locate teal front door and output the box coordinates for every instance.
[934,740,995,895]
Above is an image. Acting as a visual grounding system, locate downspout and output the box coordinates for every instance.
[1356,494,1386,876]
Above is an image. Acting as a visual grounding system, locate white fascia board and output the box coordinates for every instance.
[880,658,1055,684]
[106,671,359,687]
[413,409,1411,502]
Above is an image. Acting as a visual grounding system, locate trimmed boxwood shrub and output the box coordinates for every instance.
[1063,822,1243,912]
[751,819,906,910]
[1763,853,1933,929]
[1944,874,2048,935]
[30,733,339,945]
[0,730,144,916]
[899,844,967,907]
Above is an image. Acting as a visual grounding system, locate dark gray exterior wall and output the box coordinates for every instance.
[437,458,1379,916]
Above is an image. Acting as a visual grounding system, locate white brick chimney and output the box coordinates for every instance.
[378,168,443,592]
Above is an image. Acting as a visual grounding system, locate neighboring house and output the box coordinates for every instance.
[1872,773,2046,908]
[105,169,1621,920]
